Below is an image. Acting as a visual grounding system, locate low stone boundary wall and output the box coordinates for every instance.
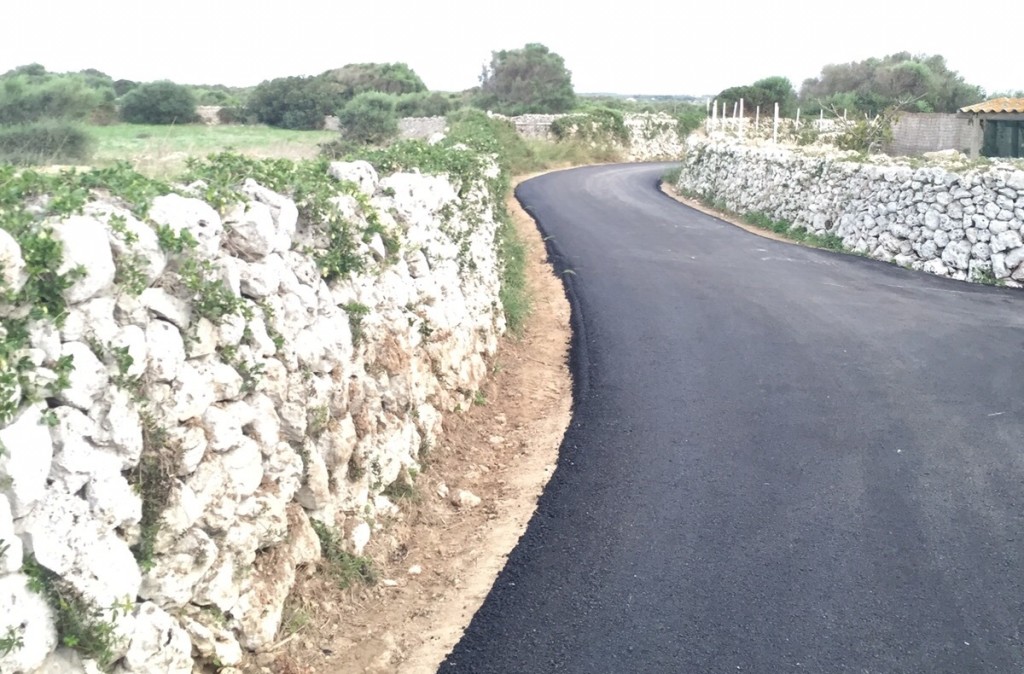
[675,139,1024,284]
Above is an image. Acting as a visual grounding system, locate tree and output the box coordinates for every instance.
[716,76,797,117]
[119,81,198,124]
[800,53,983,115]
[337,92,398,145]
[475,43,575,115]
[320,63,427,98]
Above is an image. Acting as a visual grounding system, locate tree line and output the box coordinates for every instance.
[715,52,991,119]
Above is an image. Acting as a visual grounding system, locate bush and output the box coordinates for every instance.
[551,108,628,145]
[338,92,398,145]
[119,81,198,124]
[0,120,94,165]
[246,76,341,130]
[0,74,106,125]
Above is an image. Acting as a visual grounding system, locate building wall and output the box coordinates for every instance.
[887,113,980,157]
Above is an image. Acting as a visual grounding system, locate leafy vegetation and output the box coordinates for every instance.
[0,65,115,125]
[551,107,629,145]
[800,52,984,115]
[717,76,799,117]
[22,554,126,671]
[119,81,198,125]
[475,43,575,115]
[310,519,377,589]
[0,120,94,165]
[338,92,399,145]
[246,75,341,130]
[320,62,427,97]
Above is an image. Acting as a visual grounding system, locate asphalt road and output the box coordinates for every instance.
[438,163,1024,673]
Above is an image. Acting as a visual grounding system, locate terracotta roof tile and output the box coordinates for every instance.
[959,98,1024,114]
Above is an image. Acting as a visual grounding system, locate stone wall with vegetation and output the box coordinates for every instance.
[397,111,687,160]
[674,139,1024,285]
[0,146,507,671]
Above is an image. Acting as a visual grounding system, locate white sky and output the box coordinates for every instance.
[2,0,1021,96]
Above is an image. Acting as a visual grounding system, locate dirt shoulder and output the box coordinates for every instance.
[263,176,573,674]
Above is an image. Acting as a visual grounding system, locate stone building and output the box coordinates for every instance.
[957,98,1024,159]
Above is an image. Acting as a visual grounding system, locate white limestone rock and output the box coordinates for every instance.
[148,194,224,257]
[0,574,57,674]
[224,201,276,260]
[0,228,27,296]
[145,320,186,382]
[329,160,379,196]
[181,615,243,666]
[119,602,193,674]
[0,401,55,517]
[21,492,142,610]
[234,505,320,651]
[89,203,167,285]
[61,296,119,344]
[140,528,217,609]
[139,288,191,329]
[57,341,109,411]
[0,494,23,573]
[51,215,117,304]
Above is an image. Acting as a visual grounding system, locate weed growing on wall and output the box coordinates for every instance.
[310,520,377,589]
[22,554,125,671]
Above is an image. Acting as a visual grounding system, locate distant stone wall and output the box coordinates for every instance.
[398,117,447,140]
[675,138,1024,285]
[888,113,979,157]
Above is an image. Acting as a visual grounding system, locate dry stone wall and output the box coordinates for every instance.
[397,112,686,160]
[0,156,504,672]
[675,139,1024,284]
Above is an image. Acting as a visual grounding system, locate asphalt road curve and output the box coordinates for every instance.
[439,163,1024,673]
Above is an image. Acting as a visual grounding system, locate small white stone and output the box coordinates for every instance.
[0,229,27,296]
[145,320,186,382]
[450,489,482,509]
[139,288,191,329]
[51,215,116,304]
[57,341,109,410]
[0,574,57,674]
[149,194,224,257]
[408,564,423,575]
[329,160,379,195]
[0,401,55,517]
[120,602,193,674]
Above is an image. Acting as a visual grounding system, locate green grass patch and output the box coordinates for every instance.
[89,123,335,178]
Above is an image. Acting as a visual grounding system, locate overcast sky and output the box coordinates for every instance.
[3,0,1020,96]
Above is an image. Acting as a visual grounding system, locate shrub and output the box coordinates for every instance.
[338,92,398,145]
[246,76,341,130]
[0,120,93,165]
[0,74,105,125]
[551,108,628,145]
[119,81,198,124]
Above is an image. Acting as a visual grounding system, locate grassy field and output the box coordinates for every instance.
[89,124,337,178]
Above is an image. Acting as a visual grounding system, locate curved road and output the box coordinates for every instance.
[439,163,1024,673]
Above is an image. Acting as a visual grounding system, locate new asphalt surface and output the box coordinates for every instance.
[438,163,1024,673]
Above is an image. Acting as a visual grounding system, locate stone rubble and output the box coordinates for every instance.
[0,156,505,672]
[675,138,1024,285]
